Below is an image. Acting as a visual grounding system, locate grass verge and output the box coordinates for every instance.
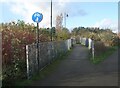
[90,46,118,65]
[14,49,73,86]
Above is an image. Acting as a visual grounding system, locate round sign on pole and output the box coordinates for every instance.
[32,12,43,23]
[32,12,43,70]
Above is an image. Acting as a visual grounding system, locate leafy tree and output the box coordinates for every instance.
[56,13,63,32]
[55,13,70,40]
[71,26,118,46]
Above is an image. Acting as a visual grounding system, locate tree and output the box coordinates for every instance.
[51,27,56,37]
[17,20,25,29]
[56,13,63,32]
[55,13,70,41]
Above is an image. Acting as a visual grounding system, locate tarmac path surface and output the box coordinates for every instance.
[31,44,118,86]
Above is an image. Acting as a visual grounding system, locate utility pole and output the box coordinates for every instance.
[51,0,53,41]
[64,13,66,28]
[64,12,68,28]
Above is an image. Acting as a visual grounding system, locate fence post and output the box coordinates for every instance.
[26,45,30,79]
[88,38,91,49]
[92,40,94,60]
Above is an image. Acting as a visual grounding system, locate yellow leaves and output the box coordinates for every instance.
[4,53,7,56]
[0,28,3,32]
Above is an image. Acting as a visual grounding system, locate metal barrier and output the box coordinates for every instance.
[26,39,73,79]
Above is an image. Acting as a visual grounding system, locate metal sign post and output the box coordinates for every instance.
[32,12,43,70]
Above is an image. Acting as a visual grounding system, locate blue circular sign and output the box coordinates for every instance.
[32,12,43,23]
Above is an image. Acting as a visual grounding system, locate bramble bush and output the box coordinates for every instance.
[1,21,51,86]
[2,23,36,85]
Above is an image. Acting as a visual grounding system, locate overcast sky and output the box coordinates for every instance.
[0,0,119,33]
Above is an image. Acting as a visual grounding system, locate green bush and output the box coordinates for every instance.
[2,60,27,86]
[2,59,26,86]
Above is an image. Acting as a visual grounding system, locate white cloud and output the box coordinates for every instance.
[93,18,118,33]
[10,1,52,28]
[1,0,118,30]
[1,0,69,28]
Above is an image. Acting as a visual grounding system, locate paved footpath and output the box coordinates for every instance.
[31,44,118,86]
